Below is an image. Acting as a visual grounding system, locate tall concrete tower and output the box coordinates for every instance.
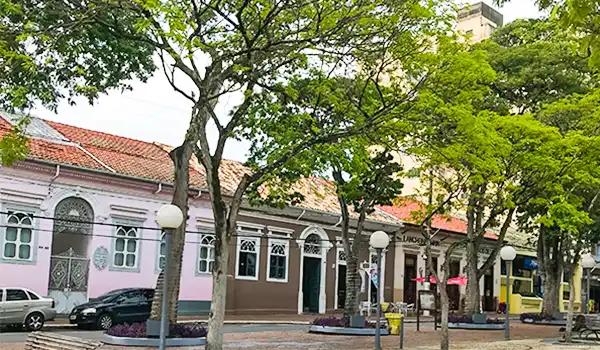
[399,2,504,197]
[457,2,504,43]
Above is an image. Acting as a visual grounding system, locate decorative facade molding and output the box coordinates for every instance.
[0,188,46,207]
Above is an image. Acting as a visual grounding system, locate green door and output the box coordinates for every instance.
[303,257,321,313]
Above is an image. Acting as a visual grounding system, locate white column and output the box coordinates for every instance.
[296,240,305,314]
[394,243,405,302]
[493,254,501,300]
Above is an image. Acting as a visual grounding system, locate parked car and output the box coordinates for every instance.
[69,288,154,330]
[0,287,57,331]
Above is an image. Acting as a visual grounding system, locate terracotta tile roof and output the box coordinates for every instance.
[154,143,247,196]
[0,118,107,170]
[0,113,487,233]
[288,177,400,223]
[378,198,498,239]
[44,120,207,188]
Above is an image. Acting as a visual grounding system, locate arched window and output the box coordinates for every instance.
[113,226,138,268]
[3,212,34,260]
[197,234,215,273]
[304,233,322,255]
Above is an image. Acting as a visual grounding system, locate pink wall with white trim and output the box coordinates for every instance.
[0,164,213,302]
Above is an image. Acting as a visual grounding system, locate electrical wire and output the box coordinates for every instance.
[0,213,383,246]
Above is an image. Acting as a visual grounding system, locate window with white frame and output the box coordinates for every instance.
[157,232,166,270]
[236,237,259,279]
[267,240,288,282]
[197,234,215,274]
[3,212,34,260]
[113,225,139,268]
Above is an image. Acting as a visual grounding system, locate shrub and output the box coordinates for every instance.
[105,322,207,338]
[311,316,348,328]
[447,315,505,325]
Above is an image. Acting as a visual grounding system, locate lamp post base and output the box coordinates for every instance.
[146,319,164,337]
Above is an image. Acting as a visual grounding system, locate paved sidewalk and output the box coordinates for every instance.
[0,323,577,350]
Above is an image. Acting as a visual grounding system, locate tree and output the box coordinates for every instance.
[517,89,600,319]
[475,18,595,115]
[333,145,404,320]
[494,0,600,68]
[2,0,455,348]
[444,17,599,317]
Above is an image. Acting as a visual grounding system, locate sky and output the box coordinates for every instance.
[32,0,543,163]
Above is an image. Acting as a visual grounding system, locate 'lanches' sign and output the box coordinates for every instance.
[397,235,440,247]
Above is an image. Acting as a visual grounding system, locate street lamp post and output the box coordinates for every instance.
[500,246,516,341]
[369,231,390,350]
[156,204,184,350]
[582,254,596,314]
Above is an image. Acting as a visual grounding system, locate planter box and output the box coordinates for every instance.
[308,325,389,336]
[448,323,505,330]
[521,318,566,326]
[102,333,207,347]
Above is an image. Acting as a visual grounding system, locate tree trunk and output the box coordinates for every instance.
[343,256,361,321]
[439,283,450,350]
[541,276,560,317]
[149,270,165,320]
[538,230,562,318]
[464,245,481,316]
[564,267,576,342]
[149,142,193,324]
[206,236,229,350]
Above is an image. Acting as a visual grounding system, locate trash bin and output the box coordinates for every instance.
[385,313,403,335]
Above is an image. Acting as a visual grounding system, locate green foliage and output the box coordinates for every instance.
[496,0,600,69]
[0,0,156,111]
[476,18,595,115]
[0,115,29,166]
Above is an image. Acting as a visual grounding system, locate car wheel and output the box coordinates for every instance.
[97,314,113,330]
[25,313,45,331]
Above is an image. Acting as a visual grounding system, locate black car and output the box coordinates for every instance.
[69,288,154,330]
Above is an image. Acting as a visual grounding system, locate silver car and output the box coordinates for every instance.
[0,287,57,331]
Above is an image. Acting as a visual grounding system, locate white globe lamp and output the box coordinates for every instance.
[500,245,516,261]
[582,253,596,269]
[156,204,184,229]
[370,230,390,249]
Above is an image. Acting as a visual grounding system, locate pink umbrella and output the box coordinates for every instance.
[447,276,468,285]
[411,276,437,283]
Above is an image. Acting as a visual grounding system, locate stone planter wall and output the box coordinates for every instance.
[308,325,389,336]
[447,323,505,330]
[102,333,207,347]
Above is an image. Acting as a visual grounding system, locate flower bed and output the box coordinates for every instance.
[520,313,566,326]
[102,322,207,347]
[308,317,389,336]
[448,315,504,325]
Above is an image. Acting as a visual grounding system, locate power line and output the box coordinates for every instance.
[0,211,379,243]
[0,225,383,250]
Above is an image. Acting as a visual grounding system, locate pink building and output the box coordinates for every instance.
[0,114,214,314]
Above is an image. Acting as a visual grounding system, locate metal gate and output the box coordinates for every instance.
[48,248,90,314]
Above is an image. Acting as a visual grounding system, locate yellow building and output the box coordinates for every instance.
[499,249,582,314]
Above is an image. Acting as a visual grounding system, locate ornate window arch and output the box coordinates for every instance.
[53,197,94,235]
[304,234,322,256]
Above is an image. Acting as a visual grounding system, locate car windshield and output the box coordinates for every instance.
[96,289,128,301]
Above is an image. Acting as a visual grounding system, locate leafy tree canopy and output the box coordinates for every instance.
[476,18,596,115]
